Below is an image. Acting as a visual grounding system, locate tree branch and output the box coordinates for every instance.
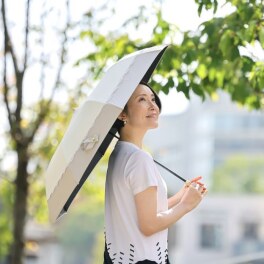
[15,0,32,125]
[1,0,15,137]
[27,0,71,144]
[39,2,48,103]
[1,0,24,130]
[1,0,20,79]
[3,55,14,136]
[23,0,31,72]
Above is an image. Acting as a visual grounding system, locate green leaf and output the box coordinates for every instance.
[232,79,251,103]
[177,80,190,99]
[216,70,225,88]
[241,56,254,72]
[162,76,175,95]
[259,26,264,48]
[208,67,217,81]
[198,4,203,17]
[192,83,205,99]
[219,31,232,55]
[184,50,197,65]
[213,0,218,14]
[219,30,240,60]
[197,64,208,79]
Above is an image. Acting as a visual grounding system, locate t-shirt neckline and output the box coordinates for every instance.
[117,140,141,150]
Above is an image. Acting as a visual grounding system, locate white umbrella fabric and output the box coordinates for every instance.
[46,45,169,223]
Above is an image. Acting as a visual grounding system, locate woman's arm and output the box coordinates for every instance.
[135,183,206,236]
[168,192,182,209]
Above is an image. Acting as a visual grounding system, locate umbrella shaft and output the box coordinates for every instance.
[153,159,186,182]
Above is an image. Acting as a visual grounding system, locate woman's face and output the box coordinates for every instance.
[122,84,160,131]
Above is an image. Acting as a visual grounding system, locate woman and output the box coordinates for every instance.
[104,82,207,264]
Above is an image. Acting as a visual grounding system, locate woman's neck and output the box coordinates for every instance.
[119,127,145,149]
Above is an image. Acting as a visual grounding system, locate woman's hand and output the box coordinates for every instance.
[168,176,207,208]
[135,179,207,236]
[178,181,206,212]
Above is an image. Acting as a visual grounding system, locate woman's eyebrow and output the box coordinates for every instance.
[135,93,155,98]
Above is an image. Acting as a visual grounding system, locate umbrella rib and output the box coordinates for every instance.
[110,132,186,182]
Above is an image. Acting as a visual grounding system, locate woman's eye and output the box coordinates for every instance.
[139,97,146,102]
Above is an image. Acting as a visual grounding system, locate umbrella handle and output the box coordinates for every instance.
[110,132,186,183]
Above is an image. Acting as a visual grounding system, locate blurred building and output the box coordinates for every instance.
[169,195,264,264]
[144,91,264,264]
[0,221,62,264]
[23,221,62,264]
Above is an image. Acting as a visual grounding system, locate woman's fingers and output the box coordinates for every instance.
[196,181,204,186]
[201,187,208,196]
[191,176,205,187]
[191,176,202,183]
[198,184,208,196]
[191,176,207,193]
[190,181,208,195]
[185,176,208,196]
[184,180,191,188]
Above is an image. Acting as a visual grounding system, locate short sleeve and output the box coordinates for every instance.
[124,150,158,195]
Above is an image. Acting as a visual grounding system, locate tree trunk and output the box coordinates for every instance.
[10,146,29,264]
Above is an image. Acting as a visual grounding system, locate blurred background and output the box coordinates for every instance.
[0,0,263,263]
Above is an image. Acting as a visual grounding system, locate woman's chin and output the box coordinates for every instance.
[149,122,159,129]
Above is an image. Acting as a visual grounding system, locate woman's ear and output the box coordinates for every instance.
[118,111,127,121]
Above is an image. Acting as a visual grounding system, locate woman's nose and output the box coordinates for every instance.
[148,100,157,110]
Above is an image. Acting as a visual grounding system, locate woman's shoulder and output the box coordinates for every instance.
[116,141,153,162]
[128,148,153,166]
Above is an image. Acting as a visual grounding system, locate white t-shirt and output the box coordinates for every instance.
[105,141,169,263]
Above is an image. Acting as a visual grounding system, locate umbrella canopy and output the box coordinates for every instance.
[46,45,169,223]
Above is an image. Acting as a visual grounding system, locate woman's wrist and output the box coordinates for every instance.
[168,194,180,208]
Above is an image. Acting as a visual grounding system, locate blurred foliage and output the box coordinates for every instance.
[56,200,104,264]
[0,99,109,262]
[0,0,80,261]
[211,154,264,193]
[91,231,105,264]
[0,99,76,259]
[0,181,14,259]
[79,0,264,109]
[157,0,264,109]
